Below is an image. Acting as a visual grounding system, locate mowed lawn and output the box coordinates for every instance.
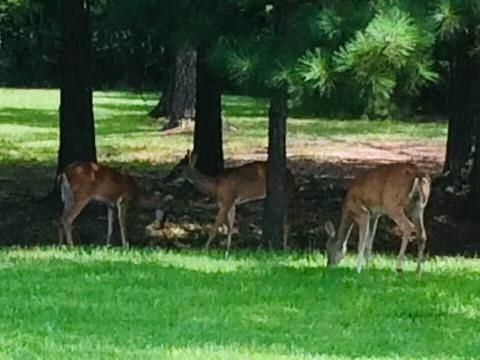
[0,88,447,166]
[0,248,479,359]
[0,89,475,358]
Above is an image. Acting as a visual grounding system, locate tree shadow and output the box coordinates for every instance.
[0,107,58,129]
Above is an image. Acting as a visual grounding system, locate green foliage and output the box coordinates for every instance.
[296,48,335,97]
[0,247,479,358]
[332,7,437,117]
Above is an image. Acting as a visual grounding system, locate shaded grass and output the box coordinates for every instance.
[0,248,479,359]
[0,88,446,167]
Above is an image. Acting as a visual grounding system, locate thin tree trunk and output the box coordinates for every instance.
[467,56,480,218]
[469,113,480,217]
[263,90,288,249]
[57,0,96,173]
[193,47,223,176]
[263,0,289,249]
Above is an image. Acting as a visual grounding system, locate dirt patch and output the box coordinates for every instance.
[1,138,478,256]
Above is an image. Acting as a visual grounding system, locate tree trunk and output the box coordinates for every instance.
[263,0,289,249]
[469,112,480,217]
[149,47,175,119]
[149,47,197,129]
[57,0,96,173]
[444,37,475,185]
[193,48,223,176]
[263,91,288,249]
[466,55,480,218]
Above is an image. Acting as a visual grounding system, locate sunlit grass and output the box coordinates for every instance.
[0,247,478,358]
[0,88,446,166]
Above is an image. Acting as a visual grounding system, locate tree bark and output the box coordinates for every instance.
[466,55,480,218]
[149,47,175,119]
[193,47,223,176]
[263,91,288,249]
[444,36,475,185]
[57,0,96,172]
[263,0,289,249]
[149,47,197,129]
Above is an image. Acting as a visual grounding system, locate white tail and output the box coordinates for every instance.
[325,163,431,273]
[58,162,164,247]
[165,150,296,257]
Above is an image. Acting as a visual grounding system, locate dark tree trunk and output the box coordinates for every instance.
[444,37,475,185]
[57,0,96,173]
[469,112,480,217]
[263,91,288,249]
[149,47,197,129]
[193,48,223,176]
[149,47,175,119]
[263,0,289,249]
[466,56,480,218]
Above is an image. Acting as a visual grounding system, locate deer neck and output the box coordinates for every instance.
[185,167,218,198]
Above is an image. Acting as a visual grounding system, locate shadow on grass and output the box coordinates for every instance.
[0,248,479,358]
[0,107,57,128]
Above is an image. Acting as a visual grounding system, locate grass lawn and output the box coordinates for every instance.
[0,248,479,359]
[0,88,447,167]
[1,88,476,359]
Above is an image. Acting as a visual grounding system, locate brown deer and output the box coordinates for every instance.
[165,150,296,257]
[324,163,431,273]
[58,162,165,247]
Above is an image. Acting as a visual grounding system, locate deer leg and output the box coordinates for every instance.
[387,207,417,240]
[204,205,228,250]
[60,198,89,247]
[356,215,370,273]
[225,205,236,258]
[365,215,379,266]
[283,211,290,251]
[388,207,418,272]
[408,204,427,273]
[117,199,129,248]
[106,206,114,246]
[396,235,410,272]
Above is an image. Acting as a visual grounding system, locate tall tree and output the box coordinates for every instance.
[57,0,96,172]
[149,47,197,129]
[263,0,289,249]
[434,1,480,185]
[193,48,224,175]
[443,38,476,185]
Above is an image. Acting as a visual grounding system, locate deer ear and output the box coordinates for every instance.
[324,221,336,238]
[189,151,198,167]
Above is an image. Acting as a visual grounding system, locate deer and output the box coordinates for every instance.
[324,162,431,273]
[57,161,166,247]
[165,150,296,257]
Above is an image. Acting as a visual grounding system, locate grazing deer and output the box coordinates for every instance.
[165,150,296,257]
[58,162,165,247]
[324,163,431,273]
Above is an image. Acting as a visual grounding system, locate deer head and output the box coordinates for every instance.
[164,149,197,183]
[324,220,347,266]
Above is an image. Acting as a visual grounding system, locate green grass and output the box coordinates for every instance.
[0,88,446,166]
[0,248,479,359]
[0,89,464,358]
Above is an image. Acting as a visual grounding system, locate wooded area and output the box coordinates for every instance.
[1,0,480,245]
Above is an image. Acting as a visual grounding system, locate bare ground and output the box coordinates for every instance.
[1,138,478,256]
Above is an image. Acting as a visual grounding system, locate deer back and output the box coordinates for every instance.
[344,163,429,215]
[62,162,137,205]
